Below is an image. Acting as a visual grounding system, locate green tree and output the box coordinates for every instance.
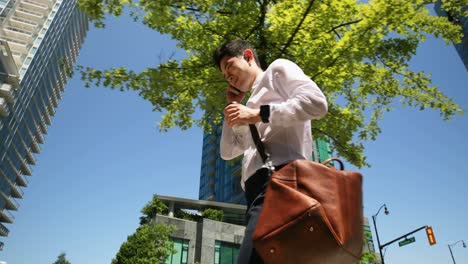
[112,223,176,264]
[357,252,378,264]
[174,208,202,222]
[357,230,379,263]
[76,0,465,167]
[52,252,72,264]
[202,208,224,222]
[140,194,169,225]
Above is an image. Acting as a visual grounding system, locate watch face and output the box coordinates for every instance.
[261,105,270,123]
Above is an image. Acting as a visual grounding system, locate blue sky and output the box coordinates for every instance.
[1,6,468,264]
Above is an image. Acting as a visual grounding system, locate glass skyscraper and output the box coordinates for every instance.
[199,122,244,204]
[434,1,468,70]
[198,121,332,205]
[0,0,88,249]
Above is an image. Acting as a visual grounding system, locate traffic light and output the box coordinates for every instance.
[426,226,436,246]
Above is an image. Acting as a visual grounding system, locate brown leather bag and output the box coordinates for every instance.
[249,125,363,264]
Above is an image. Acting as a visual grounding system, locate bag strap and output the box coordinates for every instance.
[322,157,345,170]
[249,124,345,171]
[248,124,269,164]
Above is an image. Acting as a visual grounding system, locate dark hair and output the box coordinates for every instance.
[212,39,260,69]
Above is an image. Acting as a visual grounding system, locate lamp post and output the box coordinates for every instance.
[448,240,466,264]
[372,204,389,264]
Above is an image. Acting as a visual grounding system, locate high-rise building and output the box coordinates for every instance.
[198,121,332,205]
[434,1,468,70]
[199,122,244,204]
[0,0,88,247]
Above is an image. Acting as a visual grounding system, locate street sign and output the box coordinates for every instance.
[399,237,416,247]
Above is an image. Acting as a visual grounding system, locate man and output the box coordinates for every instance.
[213,39,328,263]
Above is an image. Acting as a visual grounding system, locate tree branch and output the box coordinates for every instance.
[169,4,233,16]
[258,0,270,68]
[199,21,228,40]
[332,29,341,39]
[311,55,341,80]
[327,19,362,33]
[158,62,212,71]
[278,0,316,58]
[245,0,269,39]
[311,27,372,80]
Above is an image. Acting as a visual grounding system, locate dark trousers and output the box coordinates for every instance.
[237,168,271,264]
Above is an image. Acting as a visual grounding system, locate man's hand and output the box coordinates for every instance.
[224,103,261,127]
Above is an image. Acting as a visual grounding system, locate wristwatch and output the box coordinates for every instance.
[260,105,270,123]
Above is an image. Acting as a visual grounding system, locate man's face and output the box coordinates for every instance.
[220,54,252,92]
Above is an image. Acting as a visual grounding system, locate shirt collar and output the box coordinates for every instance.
[251,71,265,92]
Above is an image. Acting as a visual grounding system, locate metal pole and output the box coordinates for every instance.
[448,245,456,264]
[379,225,427,249]
[448,240,466,264]
[372,215,385,264]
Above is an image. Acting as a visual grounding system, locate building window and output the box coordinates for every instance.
[214,240,240,264]
[165,238,189,264]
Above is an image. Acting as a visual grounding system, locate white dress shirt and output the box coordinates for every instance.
[220,59,328,190]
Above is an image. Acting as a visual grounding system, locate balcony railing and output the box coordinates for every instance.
[50,90,58,107]
[0,98,9,117]
[21,138,36,165]
[0,83,14,104]
[10,15,39,28]
[0,192,19,211]
[0,209,14,224]
[0,223,9,237]
[29,131,41,153]
[6,177,24,199]
[53,84,62,99]
[43,109,51,124]
[47,100,55,116]
[39,116,47,134]
[20,160,32,176]
[35,127,44,144]
[16,7,44,18]
[4,26,34,37]
[0,36,29,54]
[15,171,28,187]
[11,50,26,62]
[22,0,49,9]
[0,35,28,46]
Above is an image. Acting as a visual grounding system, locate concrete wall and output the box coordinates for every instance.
[198,219,245,264]
[155,215,198,264]
[155,215,245,264]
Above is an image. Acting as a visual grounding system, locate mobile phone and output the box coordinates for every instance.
[229,87,241,95]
